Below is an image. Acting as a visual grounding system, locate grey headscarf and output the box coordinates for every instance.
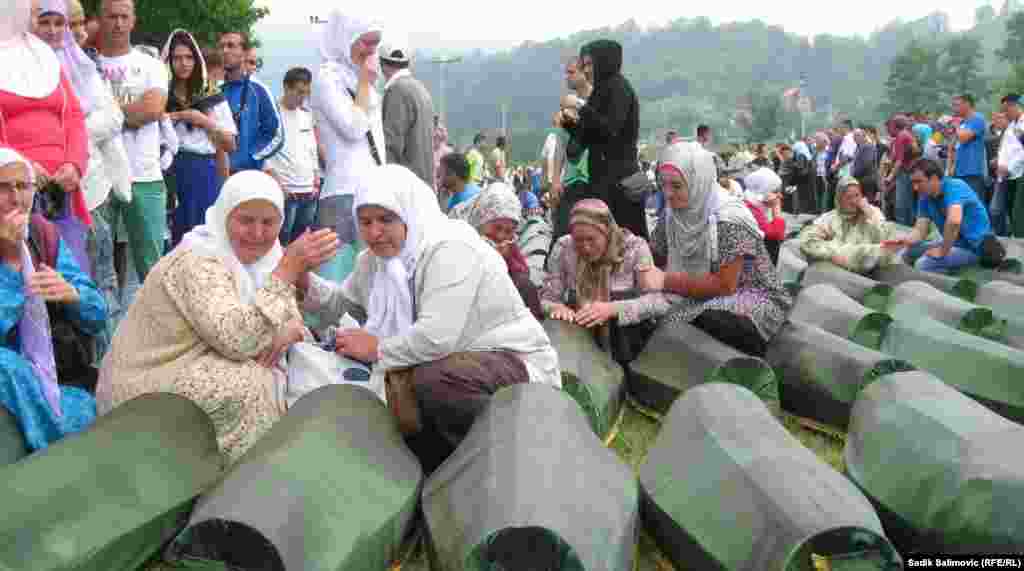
[657,142,763,275]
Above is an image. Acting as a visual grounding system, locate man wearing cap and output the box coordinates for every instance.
[379,39,435,187]
[998,93,1024,237]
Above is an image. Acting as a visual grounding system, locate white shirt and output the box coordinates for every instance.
[311,63,386,199]
[839,133,857,162]
[263,103,319,192]
[173,100,237,156]
[998,118,1024,181]
[98,50,169,183]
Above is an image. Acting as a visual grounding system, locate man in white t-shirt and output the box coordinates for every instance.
[264,67,321,245]
[97,0,169,284]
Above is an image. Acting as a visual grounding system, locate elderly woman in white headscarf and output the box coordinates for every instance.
[97,171,339,464]
[301,164,559,473]
[646,142,792,357]
[0,147,106,452]
[799,175,894,274]
[450,181,543,319]
[310,6,386,285]
[33,0,131,364]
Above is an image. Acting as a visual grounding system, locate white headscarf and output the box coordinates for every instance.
[451,181,523,230]
[318,7,383,91]
[352,164,478,340]
[0,0,61,99]
[38,0,99,113]
[742,167,782,205]
[658,142,763,275]
[179,171,285,304]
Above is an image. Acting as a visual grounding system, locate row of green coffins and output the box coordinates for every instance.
[1,317,1017,568]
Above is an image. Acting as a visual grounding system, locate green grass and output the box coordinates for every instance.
[141,399,846,571]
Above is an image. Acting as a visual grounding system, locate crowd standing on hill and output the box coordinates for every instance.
[0,0,1021,483]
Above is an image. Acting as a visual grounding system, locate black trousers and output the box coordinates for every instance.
[693,309,768,357]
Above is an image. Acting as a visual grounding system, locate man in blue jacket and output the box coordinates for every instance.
[218,31,285,173]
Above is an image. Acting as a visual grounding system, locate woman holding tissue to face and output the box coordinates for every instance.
[300,164,560,474]
[96,171,339,464]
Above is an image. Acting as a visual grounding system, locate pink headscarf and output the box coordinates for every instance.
[39,0,100,114]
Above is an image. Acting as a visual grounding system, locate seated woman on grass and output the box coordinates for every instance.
[799,176,895,274]
[449,182,543,319]
[645,142,792,357]
[540,199,662,360]
[300,165,559,473]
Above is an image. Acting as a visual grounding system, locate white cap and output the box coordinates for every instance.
[379,36,411,65]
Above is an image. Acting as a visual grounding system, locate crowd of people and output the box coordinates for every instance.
[0,0,1021,487]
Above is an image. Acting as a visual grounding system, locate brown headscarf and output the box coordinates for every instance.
[569,199,627,305]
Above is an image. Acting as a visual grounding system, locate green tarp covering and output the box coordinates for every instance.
[887,280,1008,342]
[871,264,977,302]
[789,283,892,350]
[975,280,1024,350]
[801,262,893,311]
[846,371,1024,554]
[881,301,1024,424]
[777,240,808,286]
[422,383,639,571]
[0,405,27,467]
[954,260,1024,289]
[766,320,914,429]
[543,319,626,438]
[628,320,779,414]
[0,393,222,571]
[167,384,421,571]
[640,383,902,571]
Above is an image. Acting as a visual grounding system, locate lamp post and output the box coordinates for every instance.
[430,56,462,124]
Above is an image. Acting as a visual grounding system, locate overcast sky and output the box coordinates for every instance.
[256,0,1003,52]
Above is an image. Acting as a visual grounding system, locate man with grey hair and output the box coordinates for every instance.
[379,37,435,187]
[97,0,170,284]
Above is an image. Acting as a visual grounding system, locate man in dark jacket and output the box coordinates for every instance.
[556,39,645,239]
[380,40,435,187]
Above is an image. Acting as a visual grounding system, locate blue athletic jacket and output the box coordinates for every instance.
[222,75,285,172]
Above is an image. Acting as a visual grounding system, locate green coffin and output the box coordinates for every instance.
[975,280,1024,350]
[954,259,1024,289]
[0,405,27,467]
[789,283,892,350]
[0,393,222,571]
[881,303,1024,424]
[166,384,421,571]
[766,320,914,429]
[422,383,639,571]
[641,383,902,571]
[777,240,809,286]
[887,280,1007,342]
[800,262,893,311]
[628,320,779,414]
[543,319,626,438]
[846,371,1024,554]
[871,264,977,302]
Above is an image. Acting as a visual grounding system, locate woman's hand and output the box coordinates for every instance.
[548,303,576,323]
[27,264,80,304]
[643,267,667,291]
[169,109,210,129]
[0,209,29,244]
[359,53,379,85]
[574,301,618,328]
[53,163,80,193]
[335,328,379,363]
[274,228,339,284]
[257,318,305,368]
[560,93,581,110]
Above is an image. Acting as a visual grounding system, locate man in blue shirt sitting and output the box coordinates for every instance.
[883,158,996,274]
